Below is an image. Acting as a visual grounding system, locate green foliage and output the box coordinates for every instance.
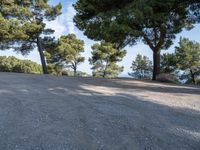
[0,0,32,45]
[13,0,62,52]
[45,34,85,76]
[159,38,200,84]
[129,54,152,79]
[175,38,200,84]
[89,42,126,78]
[62,70,90,77]
[0,56,42,74]
[74,0,192,47]
[74,0,193,80]
[47,64,63,75]
[161,53,177,74]
[0,0,62,74]
[188,0,200,24]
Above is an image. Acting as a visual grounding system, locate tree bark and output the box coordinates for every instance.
[190,69,196,84]
[72,62,77,76]
[152,50,161,80]
[103,61,109,78]
[74,67,77,76]
[36,37,48,74]
[102,70,106,78]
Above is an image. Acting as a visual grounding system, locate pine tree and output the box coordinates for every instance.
[89,42,126,78]
[175,38,200,84]
[0,0,33,46]
[74,0,193,80]
[45,34,85,76]
[160,53,177,74]
[129,54,152,79]
[1,0,62,74]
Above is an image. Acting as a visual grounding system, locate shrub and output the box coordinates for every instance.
[0,56,42,74]
[156,73,178,83]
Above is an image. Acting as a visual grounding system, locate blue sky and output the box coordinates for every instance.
[1,0,200,76]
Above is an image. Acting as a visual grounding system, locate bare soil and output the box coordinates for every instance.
[0,72,199,150]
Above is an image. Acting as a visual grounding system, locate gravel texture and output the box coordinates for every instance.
[0,72,200,150]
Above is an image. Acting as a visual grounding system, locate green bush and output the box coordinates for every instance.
[0,56,42,74]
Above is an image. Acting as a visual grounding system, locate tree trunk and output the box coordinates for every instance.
[102,70,106,78]
[152,50,161,80]
[36,37,48,74]
[103,61,108,78]
[74,68,77,76]
[73,62,77,76]
[190,69,196,84]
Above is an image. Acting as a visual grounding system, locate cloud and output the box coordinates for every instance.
[45,16,67,38]
[65,3,76,34]
[45,2,76,38]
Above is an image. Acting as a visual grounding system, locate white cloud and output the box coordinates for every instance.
[66,3,76,34]
[45,2,76,38]
[45,17,67,38]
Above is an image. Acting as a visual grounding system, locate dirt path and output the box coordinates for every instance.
[0,73,200,150]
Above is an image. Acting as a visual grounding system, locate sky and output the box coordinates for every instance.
[1,0,200,77]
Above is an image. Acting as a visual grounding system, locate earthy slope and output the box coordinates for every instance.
[0,72,200,150]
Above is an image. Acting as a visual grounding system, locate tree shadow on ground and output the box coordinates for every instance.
[45,83,200,150]
[0,73,200,150]
[77,77,200,95]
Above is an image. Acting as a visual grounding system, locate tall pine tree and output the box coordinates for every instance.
[74,0,193,80]
[1,0,62,74]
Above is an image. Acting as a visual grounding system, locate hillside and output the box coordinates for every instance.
[0,72,200,150]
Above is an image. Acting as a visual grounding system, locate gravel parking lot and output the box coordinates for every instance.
[0,72,200,150]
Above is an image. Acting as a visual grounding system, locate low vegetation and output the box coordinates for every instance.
[0,56,42,74]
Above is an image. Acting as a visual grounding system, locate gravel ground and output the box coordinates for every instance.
[0,72,200,150]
